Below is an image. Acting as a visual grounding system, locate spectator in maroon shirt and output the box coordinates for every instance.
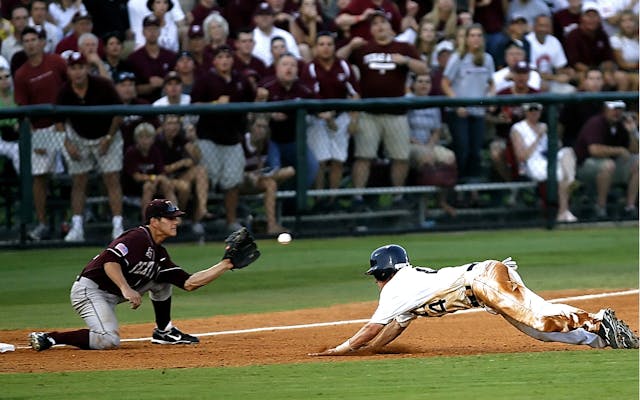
[552,0,581,43]
[335,0,403,41]
[232,27,268,90]
[471,0,508,58]
[259,52,319,188]
[55,11,104,58]
[57,51,124,242]
[127,15,177,102]
[102,31,133,83]
[223,0,256,35]
[290,0,336,61]
[559,68,605,148]
[188,0,223,27]
[14,25,68,242]
[155,114,212,236]
[123,122,178,215]
[191,44,257,232]
[185,24,209,77]
[114,71,157,154]
[563,2,616,85]
[574,100,638,219]
[263,36,307,77]
[341,11,427,207]
[202,12,233,61]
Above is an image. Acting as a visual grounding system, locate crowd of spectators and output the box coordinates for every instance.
[0,0,637,241]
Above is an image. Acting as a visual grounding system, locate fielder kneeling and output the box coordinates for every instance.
[310,245,638,355]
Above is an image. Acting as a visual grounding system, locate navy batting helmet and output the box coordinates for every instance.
[366,244,410,281]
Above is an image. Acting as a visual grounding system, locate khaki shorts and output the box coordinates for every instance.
[577,155,638,185]
[63,127,123,175]
[197,140,245,190]
[354,113,410,160]
[31,125,65,176]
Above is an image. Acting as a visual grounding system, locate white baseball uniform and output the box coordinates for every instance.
[370,260,606,348]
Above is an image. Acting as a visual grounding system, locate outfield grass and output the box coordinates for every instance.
[1,227,638,399]
[2,351,638,399]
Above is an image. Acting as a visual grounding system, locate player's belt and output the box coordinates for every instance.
[465,263,480,307]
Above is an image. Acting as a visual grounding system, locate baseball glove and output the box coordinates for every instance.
[222,227,260,269]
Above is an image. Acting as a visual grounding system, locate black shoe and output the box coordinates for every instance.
[615,318,639,349]
[151,327,199,345]
[598,309,622,349]
[28,332,54,351]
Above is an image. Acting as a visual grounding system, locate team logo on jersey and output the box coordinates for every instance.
[363,53,397,74]
[145,247,154,260]
[115,242,129,256]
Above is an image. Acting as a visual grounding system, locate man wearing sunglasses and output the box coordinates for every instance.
[28,199,259,351]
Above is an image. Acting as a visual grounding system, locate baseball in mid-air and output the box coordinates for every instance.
[277,232,292,244]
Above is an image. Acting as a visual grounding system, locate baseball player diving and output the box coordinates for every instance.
[311,245,638,356]
[28,199,260,351]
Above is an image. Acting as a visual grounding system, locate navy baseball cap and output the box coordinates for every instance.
[145,199,186,222]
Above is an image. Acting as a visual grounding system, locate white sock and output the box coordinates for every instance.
[112,215,123,228]
[71,215,83,229]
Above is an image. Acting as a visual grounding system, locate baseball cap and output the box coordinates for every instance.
[581,1,600,13]
[176,50,194,61]
[143,15,161,28]
[72,11,92,23]
[115,71,136,83]
[164,70,182,84]
[522,102,543,111]
[21,25,46,39]
[435,40,454,54]
[255,2,275,15]
[145,199,186,222]
[604,100,626,109]
[66,51,87,66]
[513,60,530,73]
[369,9,390,22]
[188,24,205,39]
[212,44,233,57]
[509,14,527,24]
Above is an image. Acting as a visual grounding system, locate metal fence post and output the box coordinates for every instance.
[546,103,558,230]
[295,108,308,226]
[18,119,33,244]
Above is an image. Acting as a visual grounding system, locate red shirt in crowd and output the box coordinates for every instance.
[13,53,68,129]
[127,47,177,102]
[259,77,314,143]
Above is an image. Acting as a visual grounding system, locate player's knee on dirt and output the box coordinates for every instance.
[91,330,120,349]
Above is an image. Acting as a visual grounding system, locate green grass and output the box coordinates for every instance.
[0,227,637,329]
[1,226,638,399]
[2,351,638,399]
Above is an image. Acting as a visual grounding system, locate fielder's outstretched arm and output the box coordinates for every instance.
[310,320,407,356]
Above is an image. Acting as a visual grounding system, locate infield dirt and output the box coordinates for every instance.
[1,289,637,373]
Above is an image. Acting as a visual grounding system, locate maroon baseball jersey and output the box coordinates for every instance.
[56,75,122,140]
[351,40,419,100]
[13,53,68,129]
[233,54,268,83]
[127,47,177,102]
[300,57,360,100]
[122,144,165,195]
[564,27,613,69]
[574,114,631,165]
[259,77,315,143]
[80,225,190,295]
[339,0,402,40]
[191,69,255,145]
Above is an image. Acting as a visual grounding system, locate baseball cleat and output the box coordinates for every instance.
[598,309,622,349]
[151,327,199,345]
[28,332,54,351]
[615,319,639,349]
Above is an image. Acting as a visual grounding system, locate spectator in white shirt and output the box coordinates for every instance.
[525,14,575,93]
[251,2,300,66]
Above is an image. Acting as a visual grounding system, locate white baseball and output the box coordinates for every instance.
[277,232,292,244]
